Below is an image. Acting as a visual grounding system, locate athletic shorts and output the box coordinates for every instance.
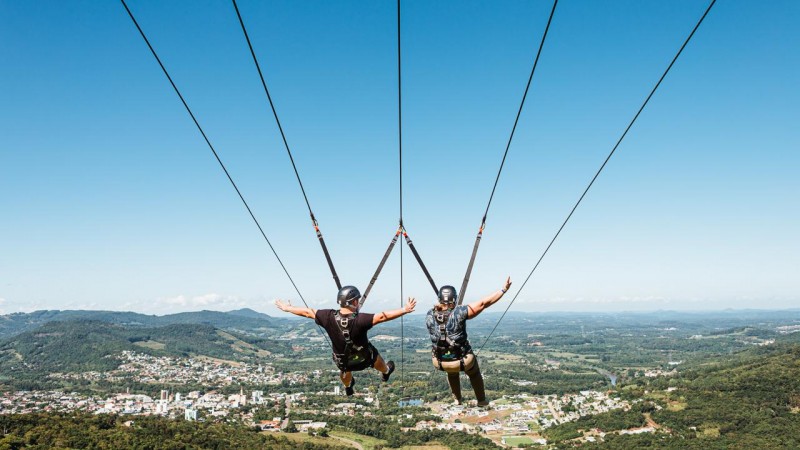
[334,343,379,373]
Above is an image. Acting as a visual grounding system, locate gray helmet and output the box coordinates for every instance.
[337,285,361,307]
[438,285,458,306]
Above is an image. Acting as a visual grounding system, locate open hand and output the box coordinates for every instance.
[274,299,291,312]
[404,297,417,314]
[503,276,512,292]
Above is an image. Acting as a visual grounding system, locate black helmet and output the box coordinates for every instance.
[438,285,458,306]
[337,285,361,307]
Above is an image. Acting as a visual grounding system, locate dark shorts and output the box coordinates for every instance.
[333,343,379,373]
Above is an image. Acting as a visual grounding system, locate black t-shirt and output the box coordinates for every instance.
[315,309,375,355]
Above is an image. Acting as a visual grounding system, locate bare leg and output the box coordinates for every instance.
[447,371,462,404]
[373,354,389,374]
[465,357,486,404]
[340,371,353,387]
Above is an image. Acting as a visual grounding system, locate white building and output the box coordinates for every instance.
[185,408,197,421]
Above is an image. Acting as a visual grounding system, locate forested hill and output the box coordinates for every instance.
[0,320,292,386]
[0,413,347,449]
[547,343,800,449]
[0,308,276,339]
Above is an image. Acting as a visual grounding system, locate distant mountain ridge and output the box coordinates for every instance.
[4,307,800,341]
[0,308,276,340]
[0,319,293,389]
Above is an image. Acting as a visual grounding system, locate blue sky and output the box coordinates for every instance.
[1,0,798,315]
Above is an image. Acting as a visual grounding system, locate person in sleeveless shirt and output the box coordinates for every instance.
[426,277,512,406]
[276,285,416,396]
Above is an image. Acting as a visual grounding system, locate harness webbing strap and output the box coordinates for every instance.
[402,227,438,295]
[433,309,467,367]
[335,312,354,345]
[458,219,485,306]
[360,224,403,307]
[311,213,342,291]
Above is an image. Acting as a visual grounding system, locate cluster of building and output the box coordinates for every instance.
[3,348,668,448]
[415,390,630,437]
[48,351,310,387]
[0,388,281,423]
[1,391,104,415]
[776,325,800,334]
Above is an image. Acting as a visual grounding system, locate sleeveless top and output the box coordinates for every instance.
[426,305,472,356]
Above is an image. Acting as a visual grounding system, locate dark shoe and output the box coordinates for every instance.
[345,378,355,396]
[382,361,395,382]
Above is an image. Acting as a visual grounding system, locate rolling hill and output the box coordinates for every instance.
[0,308,278,339]
[0,319,294,390]
[545,343,800,449]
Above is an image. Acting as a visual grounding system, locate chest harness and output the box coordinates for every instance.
[432,308,470,371]
[331,311,373,372]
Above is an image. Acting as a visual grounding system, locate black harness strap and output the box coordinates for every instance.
[335,311,354,346]
[458,218,485,306]
[360,224,403,307]
[457,1,559,306]
[433,308,467,370]
[402,227,438,295]
[333,311,373,372]
[311,213,342,291]
[333,311,353,370]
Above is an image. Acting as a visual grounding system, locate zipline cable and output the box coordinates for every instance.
[397,0,405,390]
[120,0,331,347]
[402,228,438,295]
[477,0,717,354]
[458,0,558,305]
[232,0,342,291]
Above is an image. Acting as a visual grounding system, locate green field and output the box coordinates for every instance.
[274,432,346,448]
[331,430,387,450]
[503,435,537,446]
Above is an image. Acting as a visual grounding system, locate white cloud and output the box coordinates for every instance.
[0,297,5,314]
[517,295,673,312]
[156,293,248,312]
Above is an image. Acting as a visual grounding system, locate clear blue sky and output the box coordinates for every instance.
[1,0,798,315]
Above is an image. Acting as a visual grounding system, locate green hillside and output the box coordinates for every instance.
[548,343,800,449]
[0,308,278,340]
[0,319,292,390]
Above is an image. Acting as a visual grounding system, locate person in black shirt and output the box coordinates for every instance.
[276,285,416,396]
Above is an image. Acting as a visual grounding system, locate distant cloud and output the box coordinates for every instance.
[513,295,673,312]
[158,293,248,312]
[0,297,5,314]
[535,295,669,305]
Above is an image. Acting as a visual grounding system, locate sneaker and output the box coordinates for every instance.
[345,378,356,396]
[477,400,490,408]
[382,361,396,382]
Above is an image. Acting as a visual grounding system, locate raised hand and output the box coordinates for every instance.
[404,298,417,314]
[503,276,512,292]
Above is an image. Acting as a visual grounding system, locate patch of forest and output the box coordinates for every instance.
[0,413,347,449]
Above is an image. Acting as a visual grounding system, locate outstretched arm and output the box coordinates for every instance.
[467,277,512,319]
[275,299,316,319]
[373,298,417,325]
